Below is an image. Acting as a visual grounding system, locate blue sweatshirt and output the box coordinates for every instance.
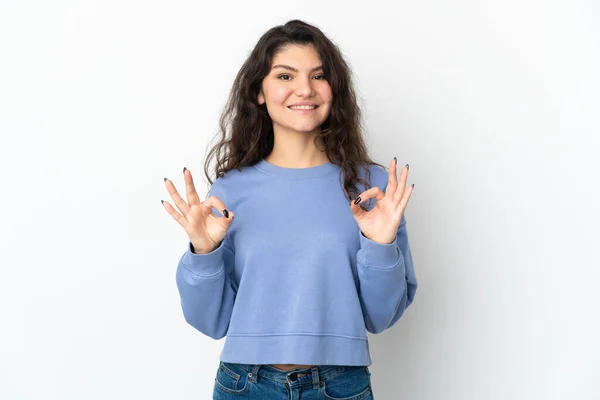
[175,158,417,366]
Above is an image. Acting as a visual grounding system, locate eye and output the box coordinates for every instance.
[313,74,325,80]
[277,74,291,80]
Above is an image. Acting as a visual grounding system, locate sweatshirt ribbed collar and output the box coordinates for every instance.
[253,158,340,179]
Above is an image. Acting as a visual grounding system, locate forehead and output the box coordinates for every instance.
[271,44,322,67]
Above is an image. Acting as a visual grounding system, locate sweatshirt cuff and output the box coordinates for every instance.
[180,241,226,277]
[358,230,402,269]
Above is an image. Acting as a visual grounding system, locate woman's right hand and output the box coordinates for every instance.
[162,168,234,254]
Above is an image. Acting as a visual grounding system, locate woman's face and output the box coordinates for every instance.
[258,44,333,136]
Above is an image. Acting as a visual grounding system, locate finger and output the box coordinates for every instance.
[352,186,385,206]
[349,196,368,219]
[386,158,398,200]
[396,183,414,214]
[164,178,191,217]
[184,168,202,206]
[161,200,189,230]
[392,164,409,205]
[202,196,234,220]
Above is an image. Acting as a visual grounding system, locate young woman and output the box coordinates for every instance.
[162,19,417,400]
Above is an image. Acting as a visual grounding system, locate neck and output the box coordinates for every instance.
[265,126,329,168]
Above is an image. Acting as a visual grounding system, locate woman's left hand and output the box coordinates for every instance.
[350,158,414,245]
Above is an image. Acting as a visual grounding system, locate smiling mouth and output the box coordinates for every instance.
[287,105,319,110]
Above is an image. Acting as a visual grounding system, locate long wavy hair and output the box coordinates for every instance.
[203,19,386,210]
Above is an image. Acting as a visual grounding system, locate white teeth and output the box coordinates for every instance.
[289,105,317,110]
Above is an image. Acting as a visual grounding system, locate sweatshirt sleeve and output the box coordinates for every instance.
[174,185,237,340]
[356,213,418,334]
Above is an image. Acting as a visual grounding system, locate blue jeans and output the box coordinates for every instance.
[213,362,374,399]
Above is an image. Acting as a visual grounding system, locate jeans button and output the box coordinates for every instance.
[289,372,298,381]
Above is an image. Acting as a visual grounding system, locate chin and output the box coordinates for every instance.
[293,120,328,131]
[292,125,323,133]
[274,121,323,133]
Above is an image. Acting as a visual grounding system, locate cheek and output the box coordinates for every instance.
[319,85,333,105]
[269,86,292,105]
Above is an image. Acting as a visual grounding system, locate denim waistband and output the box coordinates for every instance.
[223,362,368,385]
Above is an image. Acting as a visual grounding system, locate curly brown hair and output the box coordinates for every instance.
[203,19,386,210]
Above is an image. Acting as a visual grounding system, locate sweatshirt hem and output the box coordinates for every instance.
[219,333,372,366]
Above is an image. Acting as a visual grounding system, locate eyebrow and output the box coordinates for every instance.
[271,64,324,72]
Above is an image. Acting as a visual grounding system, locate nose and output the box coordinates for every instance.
[294,76,314,97]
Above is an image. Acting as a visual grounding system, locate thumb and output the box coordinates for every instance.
[219,209,234,229]
[350,196,367,219]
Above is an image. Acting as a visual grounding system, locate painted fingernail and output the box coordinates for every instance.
[393,157,397,164]
[161,200,164,204]
[406,164,409,170]
[223,209,229,218]
[412,184,415,189]
[354,196,362,205]
[164,177,168,182]
[183,167,187,174]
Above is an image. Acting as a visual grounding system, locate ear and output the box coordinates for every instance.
[257,91,265,105]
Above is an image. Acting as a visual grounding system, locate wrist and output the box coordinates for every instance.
[191,241,221,254]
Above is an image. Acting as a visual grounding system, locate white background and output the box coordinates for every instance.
[1,1,598,399]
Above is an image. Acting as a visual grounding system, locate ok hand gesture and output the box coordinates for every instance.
[349,158,414,245]
[162,168,234,254]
